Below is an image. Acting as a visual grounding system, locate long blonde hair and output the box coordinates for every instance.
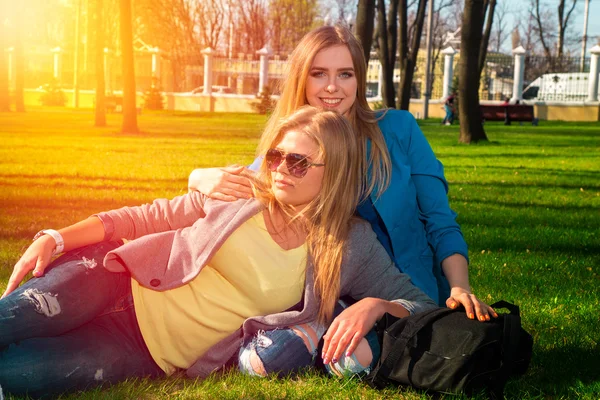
[254,106,362,324]
[259,25,391,199]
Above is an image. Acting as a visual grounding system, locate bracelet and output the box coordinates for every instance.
[33,229,65,256]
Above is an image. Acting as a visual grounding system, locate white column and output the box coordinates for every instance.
[237,74,244,94]
[201,47,213,95]
[441,46,456,99]
[586,45,600,102]
[377,61,383,99]
[103,48,112,92]
[51,47,62,81]
[151,47,161,79]
[511,46,526,102]
[6,47,14,91]
[256,46,271,95]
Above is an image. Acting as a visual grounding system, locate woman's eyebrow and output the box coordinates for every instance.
[310,66,354,72]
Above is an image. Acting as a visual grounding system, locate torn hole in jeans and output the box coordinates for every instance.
[21,289,61,317]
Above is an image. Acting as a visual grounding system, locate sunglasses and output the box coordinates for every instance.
[265,148,325,178]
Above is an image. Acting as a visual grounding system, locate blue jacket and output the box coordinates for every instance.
[250,110,468,305]
[364,110,468,305]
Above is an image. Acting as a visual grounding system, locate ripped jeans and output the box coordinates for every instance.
[0,241,163,398]
[238,302,381,378]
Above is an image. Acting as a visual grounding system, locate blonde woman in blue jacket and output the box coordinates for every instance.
[189,25,496,320]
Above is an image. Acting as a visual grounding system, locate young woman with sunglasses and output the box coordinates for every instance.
[188,26,496,322]
[0,107,436,397]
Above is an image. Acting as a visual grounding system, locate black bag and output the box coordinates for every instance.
[367,301,533,398]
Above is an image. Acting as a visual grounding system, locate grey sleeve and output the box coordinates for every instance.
[340,219,438,315]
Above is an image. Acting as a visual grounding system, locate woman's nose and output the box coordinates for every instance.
[326,83,338,93]
[276,158,289,174]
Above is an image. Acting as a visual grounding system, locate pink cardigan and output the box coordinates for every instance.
[96,193,437,378]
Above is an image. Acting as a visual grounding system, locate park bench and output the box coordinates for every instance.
[103,95,141,114]
[480,104,537,125]
[105,95,123,113]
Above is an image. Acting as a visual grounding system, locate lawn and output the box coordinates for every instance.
[0,109,598,399]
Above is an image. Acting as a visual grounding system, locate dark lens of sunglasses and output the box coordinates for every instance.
[286,153,309,177]
[266,149,310,178]
[266,149,283,170]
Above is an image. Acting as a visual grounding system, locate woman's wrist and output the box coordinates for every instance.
[33,229,64,255]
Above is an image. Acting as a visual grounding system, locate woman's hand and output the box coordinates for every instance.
[188,165,254,202]
[446,287,498,321]
[321,298,407,365]
[1,235,55,298]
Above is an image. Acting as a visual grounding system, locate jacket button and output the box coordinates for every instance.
[150,279,161,287]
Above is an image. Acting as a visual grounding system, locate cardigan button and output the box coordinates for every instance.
[149,279,161,287]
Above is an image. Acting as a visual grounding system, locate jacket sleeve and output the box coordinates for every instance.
[341,219,438,315]
[94,191,207,242]
[403,112,469,264]
[248,156,263,171]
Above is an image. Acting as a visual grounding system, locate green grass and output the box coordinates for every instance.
[0,109,599,399]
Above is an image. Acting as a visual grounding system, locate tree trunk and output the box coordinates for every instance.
[557,0,577,59]
[376,0,397,108]
[119,0,138,133]
[396,0,427,110]
[95,0,107,127]
[478,0,496,76]
[355,0,375,64]
[0,14,10,112]
[557,0,565,58]
[459,0,488,143]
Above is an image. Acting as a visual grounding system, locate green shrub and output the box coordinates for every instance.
[143,79,165,110]
[252,85,276,115]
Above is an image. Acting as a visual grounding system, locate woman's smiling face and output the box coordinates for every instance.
[305,45,358,117]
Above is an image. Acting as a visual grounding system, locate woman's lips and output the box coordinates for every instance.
[274,179,294,189]
[320,98,342,107]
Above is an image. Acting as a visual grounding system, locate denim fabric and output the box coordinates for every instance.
[443,105,455,124]
[0,242,163,398]
[244,329,315,377]
[239,302,381,378]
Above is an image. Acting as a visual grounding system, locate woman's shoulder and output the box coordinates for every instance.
[347,218,377,245]
[376,108,417,125]
[375,109,418,139]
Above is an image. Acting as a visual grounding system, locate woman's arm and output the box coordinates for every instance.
[188,165,254,201]
[319,221,438,363]
[321,297,409,365]
[98,191,207,242]
[442,254,497,321]
[2,216,105,298]
[402,113,495,320]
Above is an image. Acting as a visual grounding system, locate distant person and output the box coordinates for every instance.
[442,92,456,125]
[503,97,511,125]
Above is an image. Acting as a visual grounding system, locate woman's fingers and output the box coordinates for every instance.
[447,291,498,322]
[1,238,54,299]
[343,333,363,358]
[2,260,31,298]
[208,192,238,202]
[32,254,50,277]
[188,165,254,200]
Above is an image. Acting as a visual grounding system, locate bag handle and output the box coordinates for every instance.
[484,301,522,398]
[490,300,522,373]
[491,300,520,317]
[370,307,455,389]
